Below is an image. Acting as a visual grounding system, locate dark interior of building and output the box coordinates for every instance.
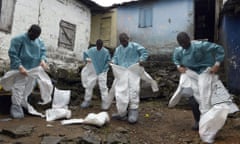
[194,0,216,42]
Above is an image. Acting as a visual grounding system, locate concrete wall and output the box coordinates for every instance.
[0,0,91,67]
[117,0,194,55]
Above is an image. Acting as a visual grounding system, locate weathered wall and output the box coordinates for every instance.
[0,0,91,72]
[117,0,194,55]
[40,0,91,62]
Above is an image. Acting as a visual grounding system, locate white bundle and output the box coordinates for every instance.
[61,112,110,127]
[46,108,71,122]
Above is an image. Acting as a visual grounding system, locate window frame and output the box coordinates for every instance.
[0,0,16,33]
[138,6,153,28]
[58,20,76,51]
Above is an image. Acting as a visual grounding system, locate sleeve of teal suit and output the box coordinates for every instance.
[8,37,23,69]
[201,41,225,63]
[39,39,47,61]
[172,47,182,66]
[103,49,111,72]
[136,43,148,61]
[83,51,89,62]
[112,47,119,65]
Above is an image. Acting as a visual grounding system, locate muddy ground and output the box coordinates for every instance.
[1,97,240,144]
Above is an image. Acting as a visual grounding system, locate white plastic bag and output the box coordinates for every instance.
[52,88,71,109]
[83,112,110,127]
[46,108,71,121]
[46,87,71,121]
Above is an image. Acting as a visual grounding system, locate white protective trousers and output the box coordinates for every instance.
[81,63,109,109]
[0,66,53,117]
[110,63,159,117]
[198,71,213,114]
[168,68,239,143]
[169,68,238,113]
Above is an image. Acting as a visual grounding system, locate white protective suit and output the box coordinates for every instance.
[0,66,53,117]
[109,63,159,116]
[81,63,109,109]
[168,69,239,143]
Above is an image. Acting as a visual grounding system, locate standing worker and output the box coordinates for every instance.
[111,33,148,124]
[80,39,111,110]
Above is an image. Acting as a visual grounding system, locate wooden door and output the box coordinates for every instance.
[100,17,111,47]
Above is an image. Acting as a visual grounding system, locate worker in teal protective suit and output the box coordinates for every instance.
[8,24,48,118]
[80,39,111,110]
[172,32,225,130]
[111,32,148,124]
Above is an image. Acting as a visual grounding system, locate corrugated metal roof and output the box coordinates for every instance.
[111,0,157,8]
[77,0,109,13]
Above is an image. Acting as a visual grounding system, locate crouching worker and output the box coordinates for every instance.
[110,33,148,124]
[6,24,49,118]
[80,39,111,110]
[171,32,224,130]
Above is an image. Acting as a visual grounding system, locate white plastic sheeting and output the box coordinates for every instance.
[168,69,239,143]
[199,103,230,143]
[52,88,71,109]
[45,88,71,121]
[81,63,97,89]
[46,108,71,122]
[61,112,110,127]
[0,66,53,117]
[109,63,159,116]
[168,69,238,113]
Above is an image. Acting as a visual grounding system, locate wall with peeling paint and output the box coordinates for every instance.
[117,0,194,55]
[0,0,91,66]
[220,14,240,94]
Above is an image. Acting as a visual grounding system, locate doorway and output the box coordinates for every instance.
[194,0,216,42]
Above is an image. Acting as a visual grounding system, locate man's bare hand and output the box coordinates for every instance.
[139,61,145,66]
[210,65,220,74]
[177,66,187,73]
[86,58,92,63]
[40,60,49,70]
[19,66,28,76]
[109,61,113,65]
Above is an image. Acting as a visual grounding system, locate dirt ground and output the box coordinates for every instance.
[1,98,240,144]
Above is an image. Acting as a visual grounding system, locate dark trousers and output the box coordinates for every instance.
[188,96,200,122]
